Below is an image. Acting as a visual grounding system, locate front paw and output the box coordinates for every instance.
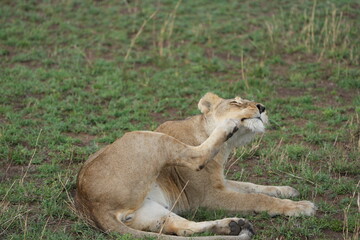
[279,200,317,216]
[279,186,300,198]
[268,186,300,198]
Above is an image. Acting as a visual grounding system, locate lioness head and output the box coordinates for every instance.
[198,92,268,133]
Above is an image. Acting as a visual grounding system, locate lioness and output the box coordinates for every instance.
[75,93,316,240]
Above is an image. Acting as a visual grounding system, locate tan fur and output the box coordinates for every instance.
[75,93,316,240]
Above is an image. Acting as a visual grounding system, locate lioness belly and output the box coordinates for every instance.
[146,183,172,210]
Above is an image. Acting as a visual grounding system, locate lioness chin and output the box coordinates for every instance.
[75,92,316,240]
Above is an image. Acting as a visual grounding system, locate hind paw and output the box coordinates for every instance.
[229,219,255,239]
[213,218,254,239]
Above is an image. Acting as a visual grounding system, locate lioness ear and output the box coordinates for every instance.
[198,92,223,114]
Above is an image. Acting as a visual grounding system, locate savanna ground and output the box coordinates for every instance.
[1,0,359,239]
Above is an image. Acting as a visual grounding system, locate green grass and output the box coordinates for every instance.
[1,0,359,239]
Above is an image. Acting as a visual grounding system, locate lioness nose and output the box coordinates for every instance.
[256,104,265,113]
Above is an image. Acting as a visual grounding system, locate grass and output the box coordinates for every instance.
[0,0,359,239]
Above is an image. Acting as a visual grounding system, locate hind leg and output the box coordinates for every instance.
[170,119,240,171]
[123,199,254,239]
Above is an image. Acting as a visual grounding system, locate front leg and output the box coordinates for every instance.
[226,180,300,198]
[202,189,316,217]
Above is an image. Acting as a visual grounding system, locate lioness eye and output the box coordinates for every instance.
[229,101,242,107]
